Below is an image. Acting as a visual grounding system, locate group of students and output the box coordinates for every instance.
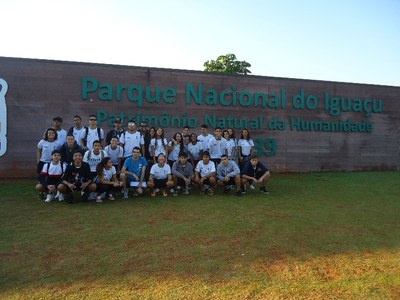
[35,115,271,203]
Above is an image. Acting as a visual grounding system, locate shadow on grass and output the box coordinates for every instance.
[0,172,399,297]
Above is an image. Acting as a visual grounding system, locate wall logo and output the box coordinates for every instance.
[0,78,8,157]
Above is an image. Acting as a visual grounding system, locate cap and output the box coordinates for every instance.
[53,116,62,122]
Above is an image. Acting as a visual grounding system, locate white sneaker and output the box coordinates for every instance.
[249,184,255,190]
[88,192,97,200]
[58,193,64,201]
[45,193,54,203]
[55,191,60,200]
[123,189,129,199]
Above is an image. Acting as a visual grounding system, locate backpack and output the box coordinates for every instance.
[87,150,104,160]
[83,127,102,147]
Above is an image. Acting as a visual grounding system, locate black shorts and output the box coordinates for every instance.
[153,178,168,188]
[219,177,236,185]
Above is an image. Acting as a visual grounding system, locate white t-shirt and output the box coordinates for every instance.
[41,161,68,176]
[150,138,167,157]
[83,150,108,172]
[104,145,124,165]
[225,139,236,158]
[150,163,171,180]
[120,131,144,158]
[238,139,254,156]
[83,127,105,150]
[56,129,67,147]
[188,142,202,161]
[197,133,213,151]
[37,140,59,162]
[167,140,182,161]
[195,160,216,177]
[207,137,227,159]
[71,127,86,144]
[103,166,116,181]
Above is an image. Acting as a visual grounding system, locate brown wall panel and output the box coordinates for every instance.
[0,56,399,178]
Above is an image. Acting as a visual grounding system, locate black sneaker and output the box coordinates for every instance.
[236,191,243,197]
[260,187,269,194]
[223,187,230,194]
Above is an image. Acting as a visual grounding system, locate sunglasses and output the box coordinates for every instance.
[89,119,96,121]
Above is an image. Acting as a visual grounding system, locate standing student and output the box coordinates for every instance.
[105,117,125,145]
[80,114,105,151]
[148,153,173,197]
[67,115,87,144]
[194,151,216,196]
[197,124,213,157]
[223,130,236,161]
[238,128,254,170]
[207,127,227,167]
[139,121,152,162]
[52,116,67,148]
[167,132,185,168]
[36,150,67,202]
[150,127,168,162]
[188,133,201,169]
[37,128,59,174]
[120,121,145,159]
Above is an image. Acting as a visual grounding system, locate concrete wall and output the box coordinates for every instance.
[0,56,399,178]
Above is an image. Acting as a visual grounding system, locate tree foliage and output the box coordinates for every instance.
[203,53,251,75]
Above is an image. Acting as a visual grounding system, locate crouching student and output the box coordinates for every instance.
[194,151,216,195]
[95,157,123,203]
[241,154,271,194]
[120,146,148,199]
[36,150,67,203]
[171,151,193,196]
[217,154,243,196]
[57,150,96,203]
[148,153,174,197]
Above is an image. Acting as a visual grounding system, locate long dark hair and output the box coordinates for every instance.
[96,157,111,176]
[240,129,251,140]
[172,132,184,152]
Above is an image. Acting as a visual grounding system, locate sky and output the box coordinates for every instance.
[1,0,399,86]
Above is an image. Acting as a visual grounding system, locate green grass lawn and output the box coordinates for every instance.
[1,172,399,299]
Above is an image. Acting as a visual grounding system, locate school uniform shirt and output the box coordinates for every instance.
[68,126,86,144]
[150,163,171,180]
[120,131,144,158]
[83,127,105,150]
[150,138,168,157]
[207,137,227,159]
[197,133,213,151]
[83,150,108,172]
[56,129,68,147]
[37,139,60,162]
[238,139,254,156]
[103,166,117,181]
[188,142,202,161]
[217,160,240,181]
[225,139,236,159]
[40,161,68,186]
[195,160,216,177]
[167,141,183,162]
[104,145,124,166]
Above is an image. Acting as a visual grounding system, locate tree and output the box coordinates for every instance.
[203,54,251,75]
